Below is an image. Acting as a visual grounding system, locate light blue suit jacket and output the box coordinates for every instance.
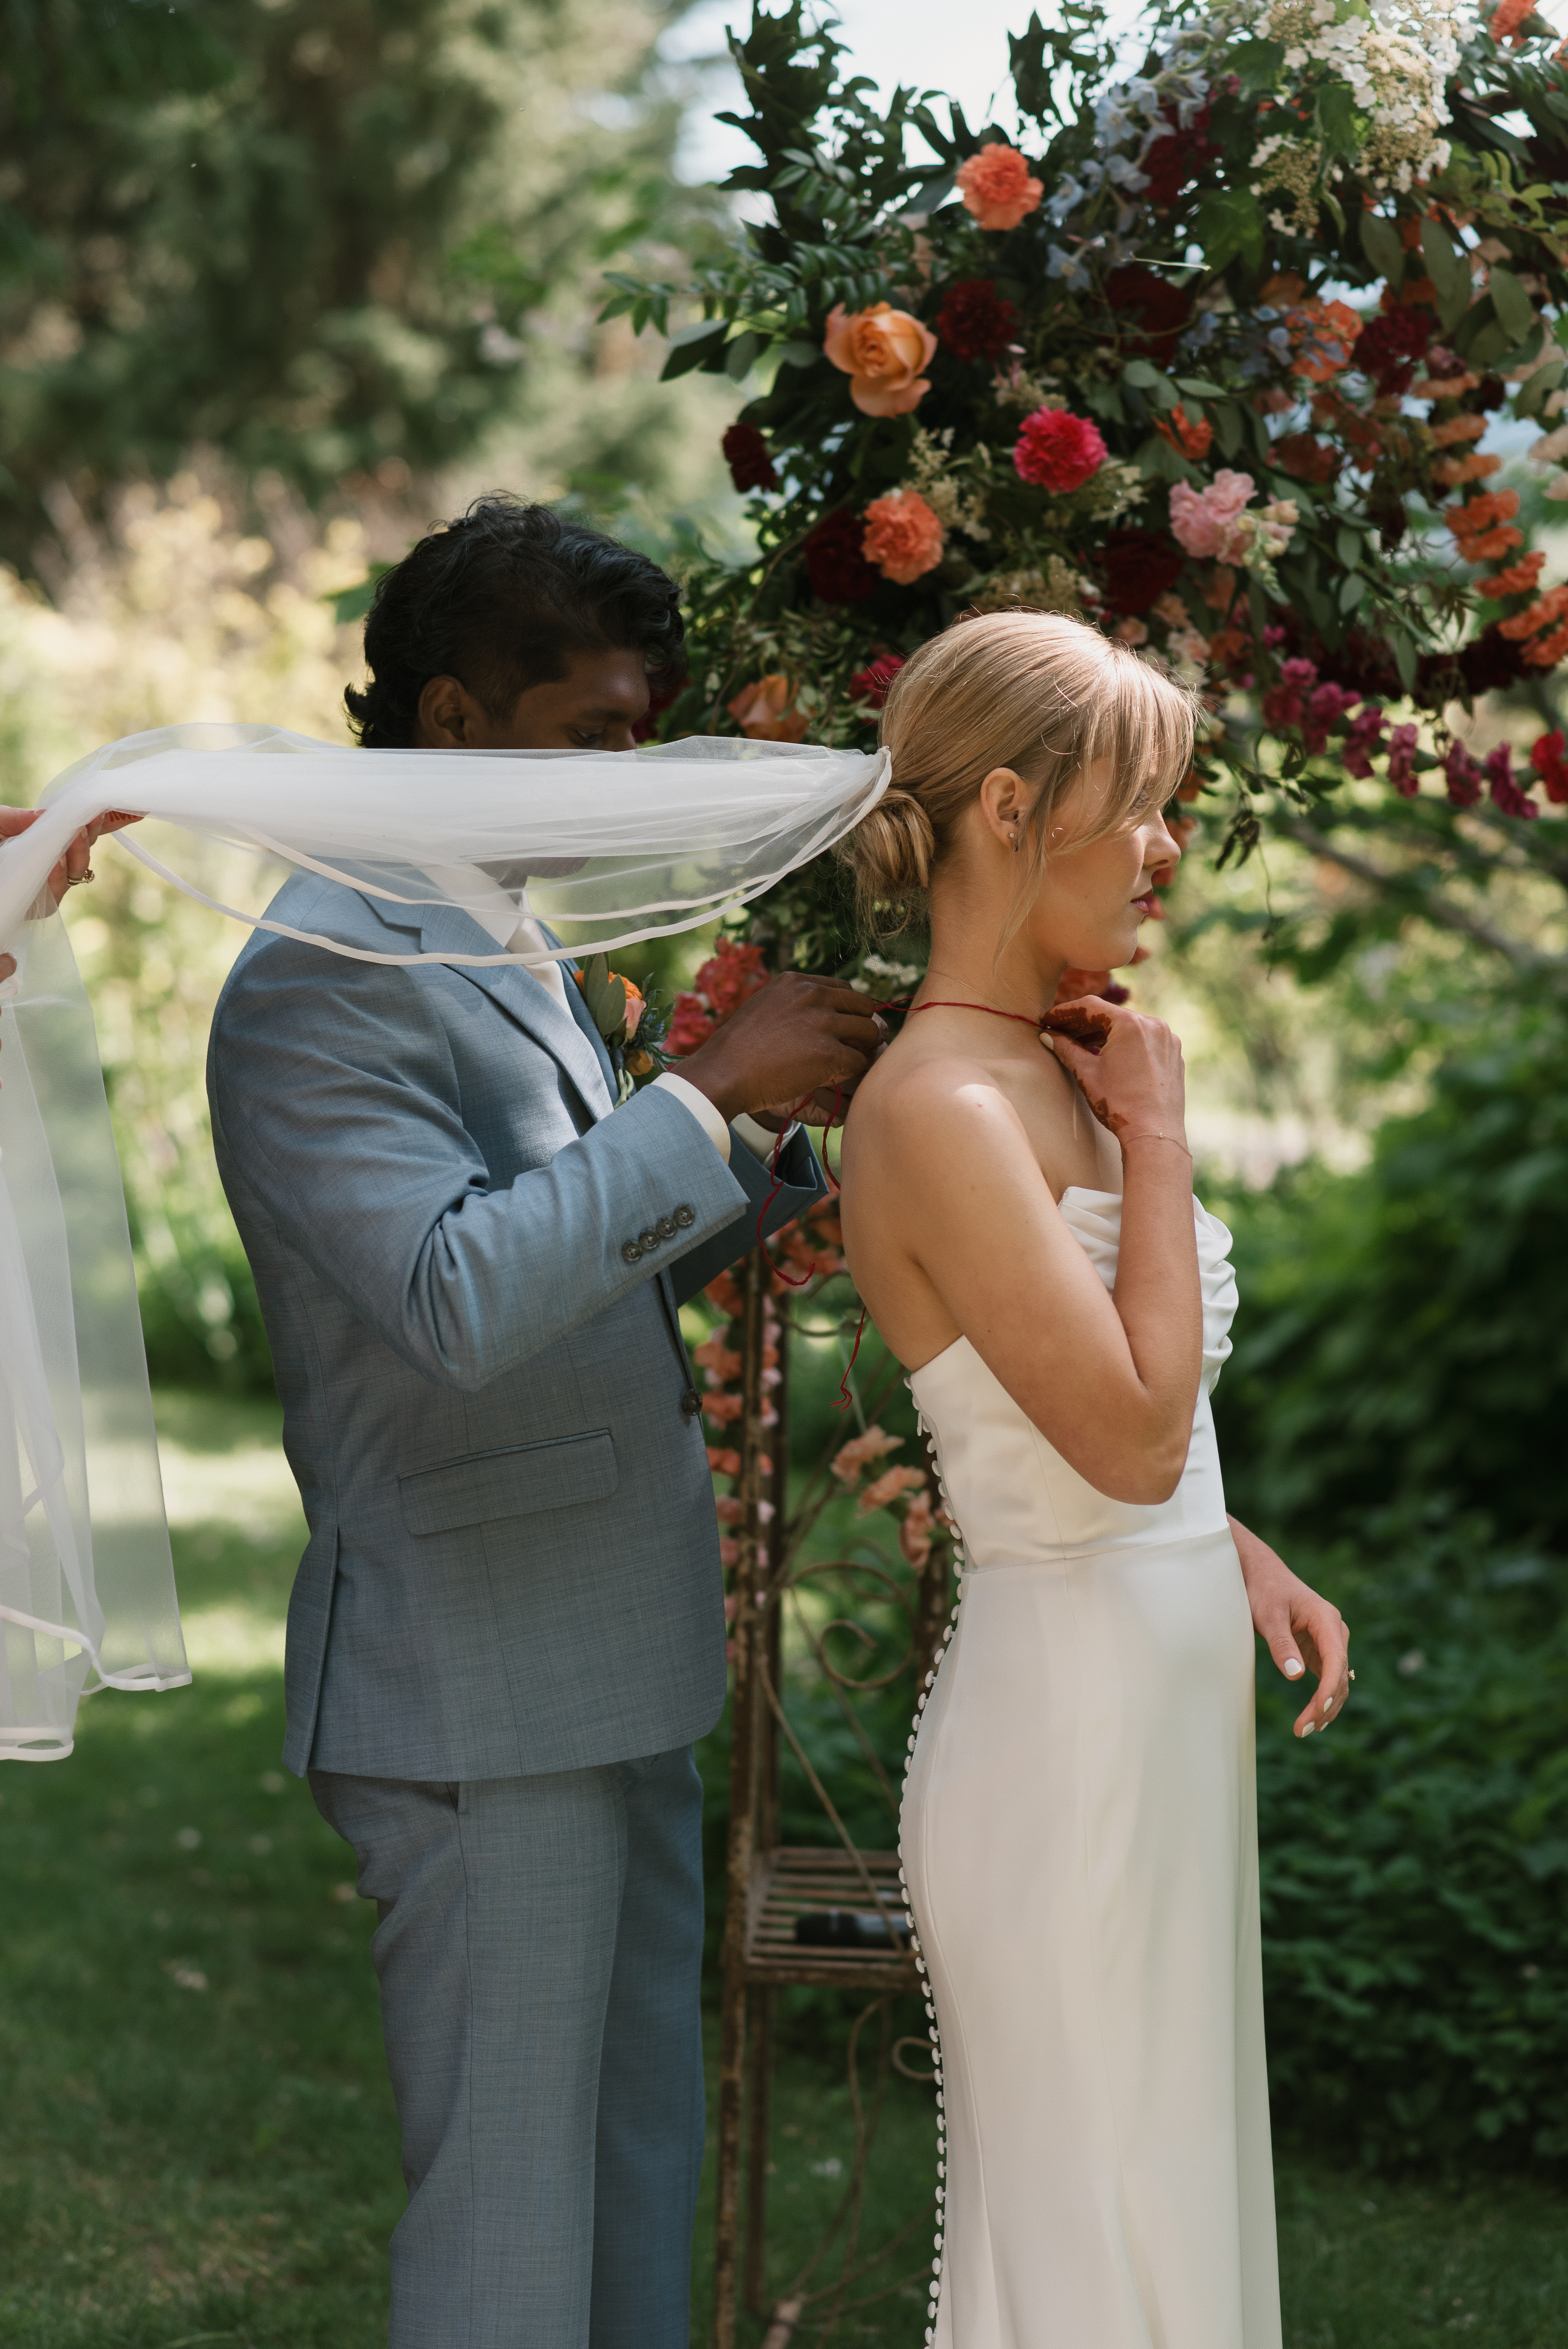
[207,870,824,1780]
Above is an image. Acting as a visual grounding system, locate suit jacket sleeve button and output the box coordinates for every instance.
[674,1203,696,1229]
[656,1214,677,1240]
[621,1239,642,1264]
[638,1228,660,1253]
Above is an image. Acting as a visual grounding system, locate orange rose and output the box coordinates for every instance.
[727,673,809,741]
[861,489,945,585]
[955,143,1044,232]
[823,301,937,418]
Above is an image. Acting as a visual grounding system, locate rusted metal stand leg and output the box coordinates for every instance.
[744,1983,776,2315]
[712,1247,769,2349]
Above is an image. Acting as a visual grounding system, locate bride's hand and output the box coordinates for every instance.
[1040,996,1188,1148]
[1228,1515,1351,1738]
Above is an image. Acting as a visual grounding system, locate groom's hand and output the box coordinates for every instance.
[677,973,886,1127]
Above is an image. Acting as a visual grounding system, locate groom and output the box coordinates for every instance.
[207,499,881,2347]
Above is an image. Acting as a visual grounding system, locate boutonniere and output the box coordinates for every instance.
[573,955,675,1101]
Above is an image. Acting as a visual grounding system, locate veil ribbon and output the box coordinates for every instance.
[0,726,889,1757]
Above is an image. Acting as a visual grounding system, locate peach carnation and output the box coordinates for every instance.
[823,302,937,418]
[830,1426,901,1483]
[861,490,945,585]
[955,143,1044,232]
[727,673,809,741]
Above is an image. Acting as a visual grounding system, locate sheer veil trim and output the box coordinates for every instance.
[0,726,887,1761]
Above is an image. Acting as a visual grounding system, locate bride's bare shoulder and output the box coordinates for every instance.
[846,1027,1027,1150]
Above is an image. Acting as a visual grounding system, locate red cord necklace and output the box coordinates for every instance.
[911,999,1048,1031]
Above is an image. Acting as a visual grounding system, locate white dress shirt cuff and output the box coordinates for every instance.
[734,1113,800,1165]
[652,1071,731,1164]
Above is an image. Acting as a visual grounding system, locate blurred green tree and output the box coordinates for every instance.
[0,0,715,562]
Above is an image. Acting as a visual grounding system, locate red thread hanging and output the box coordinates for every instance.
[833,1302,869,1412]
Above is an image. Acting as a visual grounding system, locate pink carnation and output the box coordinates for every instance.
[1013,408,1107,493]
[862,490,945,585]
[1169,469,1255,562]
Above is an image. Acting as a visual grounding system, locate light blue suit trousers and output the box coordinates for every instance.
[311,1750,704,2349]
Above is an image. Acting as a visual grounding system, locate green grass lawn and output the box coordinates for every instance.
[2,1390,1564,2347]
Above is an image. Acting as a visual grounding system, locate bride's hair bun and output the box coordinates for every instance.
[840,610,1198,939]
[841,788,935,923]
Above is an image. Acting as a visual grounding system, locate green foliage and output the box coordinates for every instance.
[0,0,711,561]
[1255,1506,1568,2171]
[1213,991,1568,1547]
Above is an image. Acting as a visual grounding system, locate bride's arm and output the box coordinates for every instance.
[856,1004,1201,1504]
[1229,1515,1352,1739]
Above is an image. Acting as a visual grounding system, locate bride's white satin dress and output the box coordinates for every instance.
[902,1188,1282,2349]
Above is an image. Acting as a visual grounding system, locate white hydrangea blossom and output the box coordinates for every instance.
[1250,0,1460,192]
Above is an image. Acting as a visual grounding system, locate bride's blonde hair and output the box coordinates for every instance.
[843,610,1198,935]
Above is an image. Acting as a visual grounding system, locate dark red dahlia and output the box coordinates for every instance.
[935,278,1017,363]
[1273,433,1341,487]
[722,422,778,493]
[1104,264,1193,367]
[849,652,906,709]
[1459,620,1530,696]
[1140,105,1213,209]
[804,508,879,604]
[1100,527,1186,617]
[1354,308,1431,397]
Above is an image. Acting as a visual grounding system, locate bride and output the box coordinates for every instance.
[837,612,1350,2349]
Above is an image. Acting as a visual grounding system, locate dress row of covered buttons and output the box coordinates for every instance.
[620,1203,696,1264]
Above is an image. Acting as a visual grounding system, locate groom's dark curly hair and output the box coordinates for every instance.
[344,495,687,747]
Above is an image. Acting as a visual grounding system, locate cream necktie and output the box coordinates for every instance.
[506,912,569,1012]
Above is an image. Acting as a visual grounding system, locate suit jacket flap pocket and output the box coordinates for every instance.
[399,1430,618,1537]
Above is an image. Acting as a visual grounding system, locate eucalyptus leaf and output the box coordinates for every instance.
[1123,357,1164,388]
[1339,571,1366,614]
[1336,525,1361,570]
[1392,631,1418,690]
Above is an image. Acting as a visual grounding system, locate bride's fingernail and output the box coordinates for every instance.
[1283,1659,1304,1677]
[1299,1722,1316,1738]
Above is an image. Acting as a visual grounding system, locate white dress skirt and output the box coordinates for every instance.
[901,1189,1282,2349]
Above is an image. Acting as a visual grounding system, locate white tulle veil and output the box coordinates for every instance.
[0,725,889,1757]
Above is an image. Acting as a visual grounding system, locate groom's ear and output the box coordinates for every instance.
[415,674,493,748]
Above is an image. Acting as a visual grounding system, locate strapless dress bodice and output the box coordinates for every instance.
[909,1188,1238,1566]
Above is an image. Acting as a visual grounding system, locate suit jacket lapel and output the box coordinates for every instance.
[361,892,616,1126]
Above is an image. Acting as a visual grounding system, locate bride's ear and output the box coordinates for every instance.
[976,766,1031,853]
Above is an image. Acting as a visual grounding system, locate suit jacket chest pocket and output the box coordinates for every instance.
[399,1429,618,1537]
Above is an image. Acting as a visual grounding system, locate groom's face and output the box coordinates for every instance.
[414,646,652,753]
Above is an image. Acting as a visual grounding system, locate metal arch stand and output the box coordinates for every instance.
[709,1246,953,2348]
